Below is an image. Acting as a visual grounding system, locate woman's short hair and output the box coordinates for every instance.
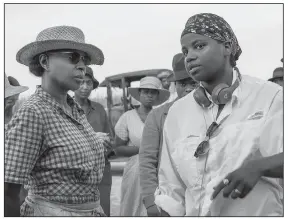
[28,54,45,77]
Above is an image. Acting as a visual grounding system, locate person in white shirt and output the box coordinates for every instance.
[155,13,283,216]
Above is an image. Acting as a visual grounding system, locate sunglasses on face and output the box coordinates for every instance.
[47,51,91,65]
[194,121,219,158]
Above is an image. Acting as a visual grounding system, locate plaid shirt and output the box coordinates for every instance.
[5,86,105,205]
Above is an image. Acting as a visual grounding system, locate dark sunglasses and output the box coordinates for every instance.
[194,121,219,158]
[47,51,91,65]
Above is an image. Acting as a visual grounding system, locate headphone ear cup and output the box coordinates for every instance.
[212,83,230,105]
[193,86,211,108]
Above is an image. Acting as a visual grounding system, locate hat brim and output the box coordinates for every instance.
[5,86,29,98]
[93,80,99,89]
[85,72,99,89]
[268,76,283,82]
[128,87,170,106]
[16,40,104,66]
[168,70,190,82]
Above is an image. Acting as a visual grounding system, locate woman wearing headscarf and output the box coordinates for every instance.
[155,13,283,216]
[113,76,170,216]
[5,26,110,216]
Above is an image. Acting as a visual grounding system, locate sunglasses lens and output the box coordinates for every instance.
[194,141,209,157]
[70,52,81,64]
[207,122,219,137]
[84,56,91,65]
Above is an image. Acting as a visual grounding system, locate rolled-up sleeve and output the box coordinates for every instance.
[154,117,186,216]
[139,110,160,208]
[259,90,283,156]
[5,106,44,185]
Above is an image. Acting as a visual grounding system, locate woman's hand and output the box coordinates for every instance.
[95,132,113,152]
[103,138,113,152]
[211,160,263,200]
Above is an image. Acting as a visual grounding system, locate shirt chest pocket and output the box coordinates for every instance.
[171,136,204,188]
[220,117,264,160]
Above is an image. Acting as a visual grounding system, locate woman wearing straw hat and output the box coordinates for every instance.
[113,76,170,216]
[5,26,110,216]
[155,13,283,216]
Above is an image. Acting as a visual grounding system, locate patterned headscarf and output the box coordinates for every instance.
[181,13,242,64]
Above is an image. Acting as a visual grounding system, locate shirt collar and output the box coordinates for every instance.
[36,86,85,115]
[87,99,96,110]
[73,96,95,111]
[199,69,241,107]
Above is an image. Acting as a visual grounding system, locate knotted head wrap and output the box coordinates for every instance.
[181,13,242,66]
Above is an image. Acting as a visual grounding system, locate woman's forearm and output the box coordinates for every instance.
[115,146,139,157]
[258,153,283,178]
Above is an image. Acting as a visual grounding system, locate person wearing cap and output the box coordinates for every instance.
[113,76,170,216]
[268,67,283,87]
[5,74,29,124]
[139,53,198,216]
[5,26,110,216]
[155,13,283,216]
[74,66,112,216]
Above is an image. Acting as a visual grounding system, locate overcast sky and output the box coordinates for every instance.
[5,4,283,97]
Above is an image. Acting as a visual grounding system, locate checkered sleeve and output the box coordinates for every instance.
[5,106,44,185]
[114,112,129,141]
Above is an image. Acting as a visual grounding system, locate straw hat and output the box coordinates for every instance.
[128,76,170,106]
[5,73,29,98]
[16,26,104,66]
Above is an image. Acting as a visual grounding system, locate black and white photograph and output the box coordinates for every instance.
[4,3,284,217]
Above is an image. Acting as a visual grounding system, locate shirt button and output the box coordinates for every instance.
[93,166,98,172]
[78,125,84,130]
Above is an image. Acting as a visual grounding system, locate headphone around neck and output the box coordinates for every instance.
[193,67,242,108]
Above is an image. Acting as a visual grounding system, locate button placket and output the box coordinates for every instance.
[78,124,84,130]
